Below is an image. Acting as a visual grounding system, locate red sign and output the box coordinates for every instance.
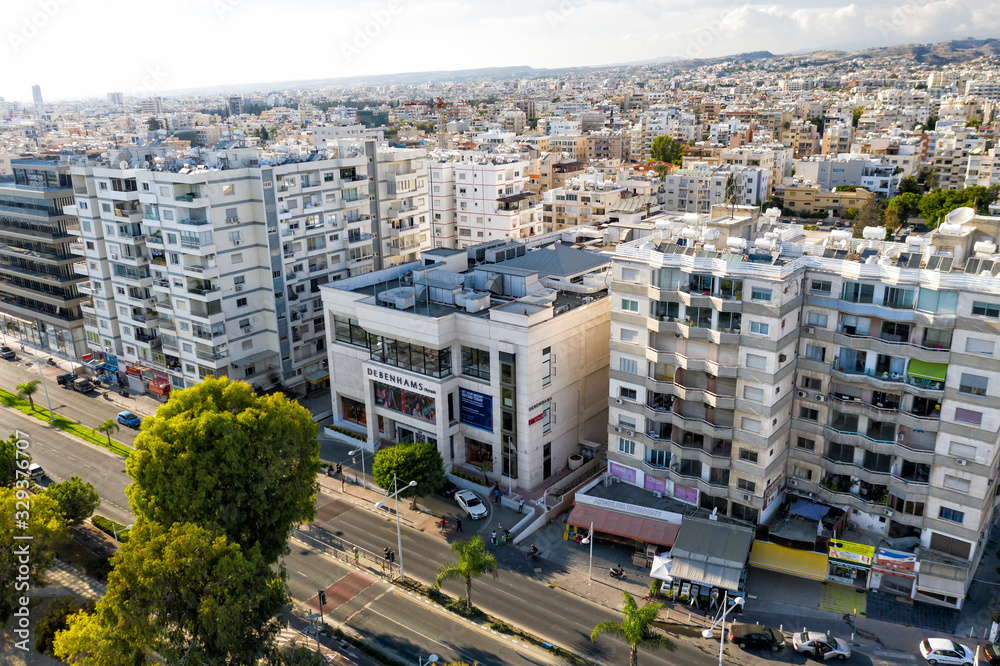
[125,361,140,377]
[529,413,544,425]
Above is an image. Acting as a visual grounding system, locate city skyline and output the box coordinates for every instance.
[3,0,999,102]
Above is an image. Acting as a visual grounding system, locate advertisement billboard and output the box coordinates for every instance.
[374,381,436,423]
[459,388,493,432]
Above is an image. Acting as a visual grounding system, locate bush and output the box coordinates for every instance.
[650,579,662,596]
[446,599,486,620]
[82,554,112,581]
[451,471,489,488]
[34,596,94,655]
[91,515,130,544]
[326,425,365,441]
[490,620,511,633]
[426,586,449,606]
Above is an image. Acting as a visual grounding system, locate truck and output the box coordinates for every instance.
[71,378,96,393]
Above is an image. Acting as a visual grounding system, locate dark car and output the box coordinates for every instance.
[0,346,15,360]
[730,623,785,652]
[56,373,76,386]
[437,480,458,497]
[71,378,96,393]
[980,643,1000,665]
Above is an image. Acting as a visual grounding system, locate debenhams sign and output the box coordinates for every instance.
[366,367,434,394]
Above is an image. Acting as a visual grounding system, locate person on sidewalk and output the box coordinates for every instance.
[439,517,446,534]
[490,530,497,546]
[518,498,524,514]
[455,519,463,533]
[353,546,359,567]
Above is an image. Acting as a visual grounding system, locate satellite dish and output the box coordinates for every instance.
[119,160,129,170]
[945,206,974,226]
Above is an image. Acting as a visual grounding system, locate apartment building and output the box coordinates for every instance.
[662,164,768,215]
[794,155,899,198]
[68,140,429,396]
[782,181,874,217]
[542,177,628,229]
[585,130,629,163]
[428,153,542,249]
[932,130,985,190]
[607,209,1000,609]
[821,124,855,156]
[0,159,87,356]
[721,146,793,198]
[965,147,1000,187]
[322,241,611,491]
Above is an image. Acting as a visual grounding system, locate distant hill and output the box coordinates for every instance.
[658,50,777,70]
[779,38,1000,65]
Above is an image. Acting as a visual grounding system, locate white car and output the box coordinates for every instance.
[793,631,851,660]
[920,638,975,666]
[454,489,488,520]
[28,463,44,480]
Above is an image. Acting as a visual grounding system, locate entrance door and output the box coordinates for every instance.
[543,443,552,479]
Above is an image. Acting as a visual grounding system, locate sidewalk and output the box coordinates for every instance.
[44,559,107,600]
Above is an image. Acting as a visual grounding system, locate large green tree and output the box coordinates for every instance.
[435,536,498,607]
[372,440,445,510]
[125,377,319,563]
[54,521,287,665]
[0,487,67,620]
[649,135,684,165]
[897,175,923,195]
[47,476,100,526]
[1,433,29,488]
[34,596,94,656]
[590,591,675,666]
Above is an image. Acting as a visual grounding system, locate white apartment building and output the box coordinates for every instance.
[542,176,628,230]
[607,209,1000,610]
[932,130,985,190]
[428,153,542,249]
[141,97,163,115]
[662,164,768,214]
[68,140,430,397]
[965,147,1000,187]
[795,155,900,198]
[720,146,793,198]
[322,242,611,491]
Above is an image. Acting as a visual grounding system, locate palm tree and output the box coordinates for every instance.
[591,591,675,666]
[16,380,40,410]
[435,536,498,608]
[652,162,669,181]
[96,419,119,447]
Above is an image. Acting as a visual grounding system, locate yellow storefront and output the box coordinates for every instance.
[749,541,829,581]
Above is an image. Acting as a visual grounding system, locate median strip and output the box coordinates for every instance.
[0,387,133,458]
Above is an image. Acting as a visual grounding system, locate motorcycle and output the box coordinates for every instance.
[609,567,628,580]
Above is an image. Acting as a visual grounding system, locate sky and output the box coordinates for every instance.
[2,0,997,102]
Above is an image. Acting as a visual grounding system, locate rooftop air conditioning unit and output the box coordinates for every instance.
[804,326,815,334]
[956,458,968,466]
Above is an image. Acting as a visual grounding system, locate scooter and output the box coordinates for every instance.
[609,567,628,580]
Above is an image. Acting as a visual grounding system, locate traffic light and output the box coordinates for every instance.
[336,463,343,475]
[384,547,390,560]
[388,550,396,564]
[318,589,327,606]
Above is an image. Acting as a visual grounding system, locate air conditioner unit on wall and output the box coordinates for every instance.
[803,326,815,334]
[797,391,807,398]
[616,398,623,404]
[883,508,894,517]
[815,395,825,402]
[652,491,663,498]
[742,494,752,502]
[956,458,968,466]
[788,479,798,486]
[614,426,623,433]
[626,430,634,437]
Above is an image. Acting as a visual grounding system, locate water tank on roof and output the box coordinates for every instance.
[862,226,886,240]
[680,227,698,239]
[830,230,852,242]
[974,240,997,255]
[938,223,962,235]
[727,237,747,251]
[683,212,700,225]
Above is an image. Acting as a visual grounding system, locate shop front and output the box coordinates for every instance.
[870,547,916,596]
[664,517,754,612]
[749,540,829,581]
[827,539,875,587]
[565,495,681,567]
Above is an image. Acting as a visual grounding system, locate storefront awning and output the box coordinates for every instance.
[566,504,679,548]
[916,573,965,597]
[305,369,330,384]
[749,541,829,581]
[907,359,947,382]
[668,558,743,591]
[789,499,830,522]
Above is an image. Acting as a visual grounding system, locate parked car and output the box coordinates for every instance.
[56,372,76,386]
[919,638,974,665]
[437,480,458,497]
[729,623,785,652]
[117,411,141,428]
[454,489,488,520]
[71,378,96,393]
[982,643,1000,665]
[793,631,851,660]
[0,346,15,360]
[28,463,44,480]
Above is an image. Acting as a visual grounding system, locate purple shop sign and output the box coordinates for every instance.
[673,484,698,504]
[609,462,637,483]
[644,476,666,493]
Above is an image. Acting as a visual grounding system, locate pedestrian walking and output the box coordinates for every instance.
[494,488,501,504]
[353,546,359,567]
[490,530,497,546]
[518,498,524,514]
[455,519,463,533]
[439,517,447,533]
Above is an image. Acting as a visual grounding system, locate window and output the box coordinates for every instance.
[461,346,491,381]
[619,387,637,401]
[222,184,235,196]
[949,441,977,459]
[796,437,815,451]
[739,448,759,463]
[541,408,552,433]
[810,280,832,294]
[804,345,826,362]
[943,475,971,494]
[883,287,914,309]
[939,506,964,524]
[242,339,253,350]
[620,267,639,282]
[618,437,635,455]
[236,297,247,307]
[806,312,828,327]
[972,301,1000,318]
[541,347,552,386]
[743,386,764,402]
[965,337,995,356]
[954,407,983,426]
[793,466,813,480]
[740,418,761,434]
[745,353,766,370]
[619,328,639,343]
[750,287,772,302]
[618,415,637,429]
[799,407,819,421]
[737,478,756,493]
[749,321,769,335]
[620,298,639,312]
[619,358,639,375]
[959,373,988,396]
[232,253,244,264]
[841,281,874,303]
[646,449,669,467]
[801,376,822,390]
[244,366,256,377]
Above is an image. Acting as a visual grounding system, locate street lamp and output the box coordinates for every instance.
[374,473,417,582]
[111,523,133,551]
[18,356,55,422]
[580,521,594,580]
[701,593,744,666]
[418,655,438,666]
[349,446,366,491]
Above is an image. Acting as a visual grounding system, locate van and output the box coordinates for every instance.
[71,378,96,393]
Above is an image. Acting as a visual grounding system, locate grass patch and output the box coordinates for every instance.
[91,515,130,544]
[0,387,132,457]
[446,599,486,620]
